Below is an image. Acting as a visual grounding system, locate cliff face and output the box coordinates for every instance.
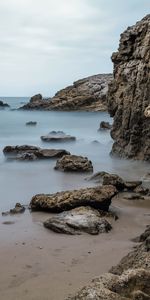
[20,74,112,111]
[108,15,150,161]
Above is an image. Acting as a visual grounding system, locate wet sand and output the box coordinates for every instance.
[0,197,150,300]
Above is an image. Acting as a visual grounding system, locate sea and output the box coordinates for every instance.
[0,97,149,212]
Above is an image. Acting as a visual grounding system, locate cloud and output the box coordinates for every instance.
[0,0,149,96]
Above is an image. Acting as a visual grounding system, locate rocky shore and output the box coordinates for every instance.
[108,15,150,161]
[20,74,112,111]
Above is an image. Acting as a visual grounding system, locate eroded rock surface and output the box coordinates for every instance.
[20,74,113,111]
[108,15,150,161]
[30,185,117,213]
[41,131,76,142]
[66,269,150,300]
[3,145,70,160]
[44,206,112,235]
[54,155,93,172]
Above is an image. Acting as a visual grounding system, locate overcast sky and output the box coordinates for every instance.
[0,0,149,96]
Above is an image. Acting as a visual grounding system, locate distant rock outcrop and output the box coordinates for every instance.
[108,15,150,161]
[20,74,112,111]
[0,100,9,108]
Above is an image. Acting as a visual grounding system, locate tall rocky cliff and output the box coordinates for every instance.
[108,15,150,161]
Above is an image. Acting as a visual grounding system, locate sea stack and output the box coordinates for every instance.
[108,15,150,161]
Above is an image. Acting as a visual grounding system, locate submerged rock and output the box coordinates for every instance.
[30,185,117,213]
[54,155,93,172]
[3,145,70,160]
[26,121,37,126]
[108,15,150,161]
[2,203,25,216]
[0,100,9,108]
[99,121,112,130]
[44,206,112,235]
[41,131,76,142]
[20,74,113,111]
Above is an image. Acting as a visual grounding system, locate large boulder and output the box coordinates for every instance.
[108,15,150,161]
[44,206,112,235]
[20,74,113,111]
[3,145,70,160]
[41,131,76,142]
[30,185,117,213]
[54,155,93,172]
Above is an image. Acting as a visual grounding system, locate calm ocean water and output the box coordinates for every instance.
[0,97,149,211]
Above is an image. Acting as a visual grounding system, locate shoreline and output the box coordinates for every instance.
[0,196,150,300]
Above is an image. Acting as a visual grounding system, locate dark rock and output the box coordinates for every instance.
[41,131,76,142]
[108,15,150,161]
[3,145,70,160]
[30,185,117,213]
[54,155,93,172]
[44,206,112,235]
[20,74,113,111]
[2,203,25,216]
[26,121,37,126]
[99,121,112,130]
[0,100,10,108]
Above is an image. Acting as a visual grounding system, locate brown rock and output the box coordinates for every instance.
[30,185,117,213]
[54,155,93,172]
[20,74,113,111]
[99,121,112,130]
[2,203,25,216]
[108,15,150,161]
[3,145,70,160]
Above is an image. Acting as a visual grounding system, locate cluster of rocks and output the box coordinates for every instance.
[66,226,150,299]
[3,145,70,161]
[20,74,113,111]
[108,15,150,161]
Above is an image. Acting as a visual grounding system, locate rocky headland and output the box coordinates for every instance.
[20,74,112,111]
[108,15,150,161]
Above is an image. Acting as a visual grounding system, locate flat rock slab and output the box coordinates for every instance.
[55,154,93,172]
[44,206,112,235]
[30,185,117,213]
[41,131,76,142]
[3,145,70,160]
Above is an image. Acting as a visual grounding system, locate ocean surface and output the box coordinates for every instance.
[0,97,149,212]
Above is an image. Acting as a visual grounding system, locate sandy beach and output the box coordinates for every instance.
[0,196,150,300]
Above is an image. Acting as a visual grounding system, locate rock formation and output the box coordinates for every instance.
[44,206,112,235]
[20,74,112,111]
[108,15,150,161]
[66,226,150,299]
[41,131,76,142]
[0,100,9,108]
[30,185,117,213]
[3,145,70,160]
[54,155,93,172]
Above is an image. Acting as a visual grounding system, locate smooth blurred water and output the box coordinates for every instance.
[0,97,149,211]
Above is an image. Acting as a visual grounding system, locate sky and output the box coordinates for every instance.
[0,0,149,96]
